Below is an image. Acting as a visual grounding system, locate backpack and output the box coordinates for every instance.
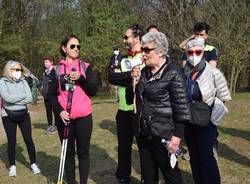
[25,76,33,89]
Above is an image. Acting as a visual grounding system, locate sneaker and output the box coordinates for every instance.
[45,126,53,134]
[31,163,41,174]
[50,126,57,134]
[9,165,16,177]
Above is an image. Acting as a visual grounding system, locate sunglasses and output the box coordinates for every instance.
[11,68,23,72]
[141,47,156,54]
[70,44,81,50]
[187,50,203,56]
[123,35,132,40]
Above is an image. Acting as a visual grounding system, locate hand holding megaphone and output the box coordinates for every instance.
[131,66,141,86]
[126,57,143,113]
[131,65,141,113]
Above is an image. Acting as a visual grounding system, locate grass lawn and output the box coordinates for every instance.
[0,93,250,184]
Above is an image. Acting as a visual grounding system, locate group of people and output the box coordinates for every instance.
[0,35,98,184]
[0,21,231,184]
[108,22,231,184]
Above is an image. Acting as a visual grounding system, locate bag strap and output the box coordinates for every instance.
[55,64,61,79]
[55,61,87,79]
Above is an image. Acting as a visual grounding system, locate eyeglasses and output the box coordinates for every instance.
[70,44,81,50]
[11,68,23,72]
[187,50,203,56]
[141,47,156,54]
[123,35,132,40]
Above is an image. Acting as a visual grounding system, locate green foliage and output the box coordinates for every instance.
[0,0,249,91]
[79,0,136,85]
[0,0,136,80]
[133,0,250,93]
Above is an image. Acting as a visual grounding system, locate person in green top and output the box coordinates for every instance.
[108,23,145,184]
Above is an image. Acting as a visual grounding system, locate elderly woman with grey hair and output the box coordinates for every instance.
[126,32,191,184]
[0,60,41,177]
[183,38,231,184]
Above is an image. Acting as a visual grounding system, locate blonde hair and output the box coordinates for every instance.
[2,60,31,80]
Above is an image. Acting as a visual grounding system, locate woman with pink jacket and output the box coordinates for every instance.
[50,35,98,184]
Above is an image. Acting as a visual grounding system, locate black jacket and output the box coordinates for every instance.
[108,54,133,87]
[126,59,191,139]
[41,69,58,99]
[109,53,123,67]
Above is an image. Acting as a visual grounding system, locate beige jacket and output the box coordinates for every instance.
[196,63,232,105]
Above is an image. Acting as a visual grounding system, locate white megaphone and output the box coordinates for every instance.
[124,57,143,71]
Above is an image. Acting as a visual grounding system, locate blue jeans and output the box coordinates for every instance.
[184,123,220,184]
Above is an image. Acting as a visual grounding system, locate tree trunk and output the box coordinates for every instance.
[233,65,243,93]
[230,65,235,93]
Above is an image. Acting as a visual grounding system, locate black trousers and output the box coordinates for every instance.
[44,99,54,126]
[115,110,134,181]
[185,124,220,184]
[2,114,36,166]
[115,110,151,182]
[138,135,183,184]
[56,114,93,184]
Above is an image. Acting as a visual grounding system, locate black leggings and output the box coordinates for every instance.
[44,99,54,126]
[56,114,93,184]
[2,113,36,166]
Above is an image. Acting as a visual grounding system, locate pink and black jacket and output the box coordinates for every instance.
[49,59,98,119]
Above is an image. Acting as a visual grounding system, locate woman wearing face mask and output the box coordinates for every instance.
[183,38,231,184]
[41,57,57,134]
[49,35,98,184]
[0,60,41,177]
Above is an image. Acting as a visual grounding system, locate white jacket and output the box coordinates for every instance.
[196,63,232,106]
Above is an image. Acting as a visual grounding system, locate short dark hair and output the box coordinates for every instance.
[60,34,80,57]
[146,24,159,32]
[42,55,53,62]
[113,46,119,51]
[193,22,210,34]
[127,23,145,41]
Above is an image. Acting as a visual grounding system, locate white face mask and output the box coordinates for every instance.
[114,50,119,56]
[188,55,202,66]
[12,71,22,80]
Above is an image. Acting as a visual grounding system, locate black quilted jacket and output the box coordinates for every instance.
[126,59,191,139]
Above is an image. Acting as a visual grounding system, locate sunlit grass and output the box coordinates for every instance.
[0,93,249,183]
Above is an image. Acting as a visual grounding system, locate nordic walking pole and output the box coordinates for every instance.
[57,73,75,184]
[133,77,137,113]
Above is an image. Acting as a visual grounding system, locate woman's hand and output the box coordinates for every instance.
[59,110,70,124]
[131,66,141,85]
[70,71,80,81]
[167,136,181,154]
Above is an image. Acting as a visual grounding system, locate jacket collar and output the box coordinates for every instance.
[127,50,141,57]
[145,57,170,81]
